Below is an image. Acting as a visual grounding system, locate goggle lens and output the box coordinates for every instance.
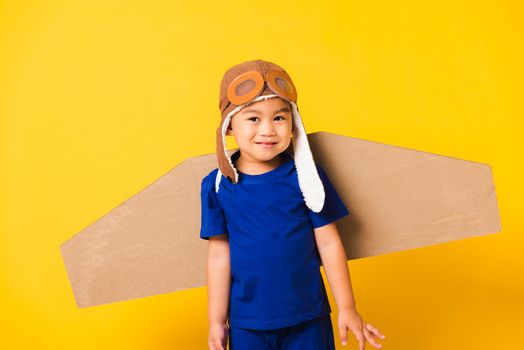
[227,71,264,106]
[267,70,297,102]
[235,78,257,97]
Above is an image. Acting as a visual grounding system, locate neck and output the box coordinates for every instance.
[235,152,285,175]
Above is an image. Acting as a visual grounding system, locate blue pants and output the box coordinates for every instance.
[228,314,335,350]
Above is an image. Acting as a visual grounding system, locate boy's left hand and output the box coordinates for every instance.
[337,307,385,349]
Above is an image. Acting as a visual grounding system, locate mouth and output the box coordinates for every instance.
[256,142,278,147]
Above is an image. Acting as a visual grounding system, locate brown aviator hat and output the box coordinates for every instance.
[215,59,325,212]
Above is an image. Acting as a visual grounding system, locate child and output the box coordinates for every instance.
[200,59,385,350]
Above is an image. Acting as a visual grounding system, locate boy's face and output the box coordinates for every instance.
[226,97,293,164]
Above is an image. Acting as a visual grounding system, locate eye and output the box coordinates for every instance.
[248,116,259,122]
[275,116,286,121]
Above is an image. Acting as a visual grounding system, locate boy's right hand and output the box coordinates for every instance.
[208,322,229,350]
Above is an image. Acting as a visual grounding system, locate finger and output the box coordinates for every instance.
[209,340,223,350]
[366,323,386,339]
[339,324,348,346]
[363,327,382,348]
[350,327,366,350]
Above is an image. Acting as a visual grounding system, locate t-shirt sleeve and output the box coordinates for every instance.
[308,165,350,229]
[199,171,228,240]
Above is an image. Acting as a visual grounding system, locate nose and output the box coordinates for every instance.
[259,118,276,136]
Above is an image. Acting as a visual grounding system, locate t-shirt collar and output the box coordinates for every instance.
[230,149,294,184]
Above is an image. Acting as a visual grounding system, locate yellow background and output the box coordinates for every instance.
[1,0,522,349]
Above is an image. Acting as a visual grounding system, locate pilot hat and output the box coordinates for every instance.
[216,59,325,213]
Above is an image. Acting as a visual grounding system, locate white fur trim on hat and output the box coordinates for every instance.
[289,101,325,213]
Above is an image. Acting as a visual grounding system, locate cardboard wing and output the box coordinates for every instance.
[60,131,502,308]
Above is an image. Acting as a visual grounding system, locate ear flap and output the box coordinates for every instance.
[289,101,325,213]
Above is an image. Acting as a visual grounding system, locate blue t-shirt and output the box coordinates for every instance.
[199,149,350,330]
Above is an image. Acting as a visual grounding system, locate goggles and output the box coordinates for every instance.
[220,69,297,113]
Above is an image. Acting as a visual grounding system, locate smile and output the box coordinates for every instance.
[256,142,277,148]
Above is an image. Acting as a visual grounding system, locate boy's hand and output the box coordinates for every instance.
[208,322,229,350]
[337,307,386,349]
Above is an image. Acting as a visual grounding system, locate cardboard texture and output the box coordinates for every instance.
[60,131,501,308]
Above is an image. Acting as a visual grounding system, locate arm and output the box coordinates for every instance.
[207,233,231,324]
[313,222,356,311]
[314,222,385,348]
[206,234,231,350]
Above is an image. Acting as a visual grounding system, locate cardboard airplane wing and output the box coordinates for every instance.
[60,131,501,308]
